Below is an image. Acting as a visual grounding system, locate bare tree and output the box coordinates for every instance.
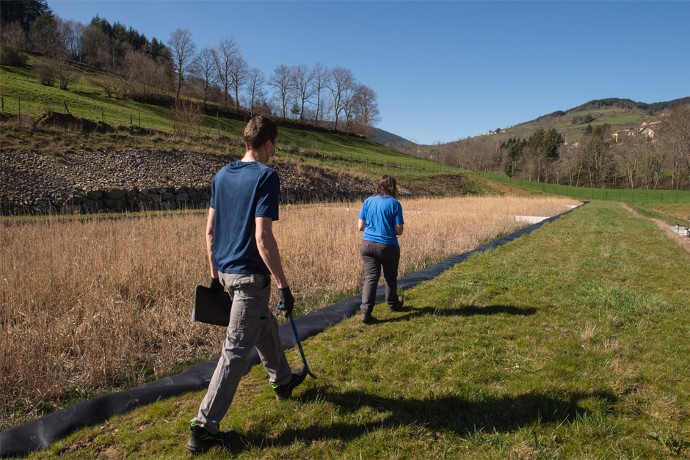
[27,15,80,90]
[612,136,643,189]
[190,47,216,108]
[229,54,248,112]
[326,66,354,130]
[639,141,665,189]
[172,99,203,140]
[660,104,690,190]
[27,13,61,56]
[212,37,239,108]
[269,64,291,119]
[1,21,25,49]
[89,74,127,99]
[310,62,328,126]
[0,21,26,66]
[57,18,83,61]
[342,84,359,133]
[350,84,380,135]
[245,67,266,117]
[80,21,110,69]
[124,49,166,97]
[555,143,584,186]
[289,63,314,121]
[167,28,197,101]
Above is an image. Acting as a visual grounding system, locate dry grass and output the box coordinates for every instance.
[0,196,578,430]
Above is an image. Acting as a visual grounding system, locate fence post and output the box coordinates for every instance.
[64,101,69,113]
[18,96,21,116]
[1,96,3,112]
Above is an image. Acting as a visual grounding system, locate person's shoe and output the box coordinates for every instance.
[389,296,404,312]
[360,311,374,323]
[272,366,308,400]
[186,423,236,454]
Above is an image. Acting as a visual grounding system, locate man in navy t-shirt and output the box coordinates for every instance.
[187,116,308,454]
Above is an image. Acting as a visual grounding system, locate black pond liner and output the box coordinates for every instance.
[0,203,584,457]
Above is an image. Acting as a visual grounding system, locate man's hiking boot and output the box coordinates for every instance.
[389,296,405,312]
[186,423,236,454]
[272,366,308,400]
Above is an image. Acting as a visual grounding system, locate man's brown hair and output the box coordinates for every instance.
[243,116,278,149]
[376,175,398,198]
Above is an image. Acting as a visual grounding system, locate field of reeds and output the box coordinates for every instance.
[0,196,578,431]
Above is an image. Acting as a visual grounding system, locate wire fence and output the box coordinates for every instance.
[1,95,463,176]
[492,175,690,204]
[309,152,461,175]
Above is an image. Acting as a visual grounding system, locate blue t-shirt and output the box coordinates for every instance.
[359,194,404,246]
[210,161,280,274]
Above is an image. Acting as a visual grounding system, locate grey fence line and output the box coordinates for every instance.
[2,96,460,176]
[0,95,156,128]
[506,177,690,203]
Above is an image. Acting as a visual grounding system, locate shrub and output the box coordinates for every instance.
[34,60,56,86]
[0,46,27,67]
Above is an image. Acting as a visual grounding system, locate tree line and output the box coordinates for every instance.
[0,0,380,136]
[420,105,690,191]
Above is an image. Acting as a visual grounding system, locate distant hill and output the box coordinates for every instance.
[368,128,420,153]
[536,96,690,121]
[372,96,690,152]
[439,96,689,148]
[552,97,690,115]
[375,95,690,182]
[500,96,689,144]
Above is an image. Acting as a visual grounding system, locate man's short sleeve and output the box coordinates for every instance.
[209,175,217,209]
[256,170,280,220]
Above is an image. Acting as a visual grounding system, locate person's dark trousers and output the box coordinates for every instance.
[359,241,400,314]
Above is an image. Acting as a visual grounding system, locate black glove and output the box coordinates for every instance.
[209,277,224,293]
[277,287,295,317]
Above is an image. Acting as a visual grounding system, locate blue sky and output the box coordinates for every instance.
[48,1,690,145]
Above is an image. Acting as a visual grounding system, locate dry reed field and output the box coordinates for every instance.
[0,196,579,430]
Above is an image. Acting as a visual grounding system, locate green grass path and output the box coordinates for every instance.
[38,202,690,459]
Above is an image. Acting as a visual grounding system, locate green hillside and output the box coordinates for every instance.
[466,97,690,145]
[0,58,468,187]
[495,106,652,144]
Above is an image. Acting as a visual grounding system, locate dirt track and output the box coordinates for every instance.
[622,203,690,253]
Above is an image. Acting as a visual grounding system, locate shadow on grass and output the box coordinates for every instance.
[371,304,538,324]
[237,386,617,449]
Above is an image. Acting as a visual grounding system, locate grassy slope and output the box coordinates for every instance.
[497,106,654,144]
[0,65,178,131]
[480,173,690,227]
[1,62,474,195]
[35,201,690,459]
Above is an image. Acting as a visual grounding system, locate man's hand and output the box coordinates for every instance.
[277,287,295,317]
[209,277,224,293]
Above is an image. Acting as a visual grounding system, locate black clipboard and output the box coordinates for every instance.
[192,285,231,327]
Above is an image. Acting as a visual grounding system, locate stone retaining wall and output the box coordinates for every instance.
[1,149,377,215]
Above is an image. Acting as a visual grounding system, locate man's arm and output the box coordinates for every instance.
[206,207,218,278]
[255,216,289,288]
[395,224,404,236]
[358,219,366,231]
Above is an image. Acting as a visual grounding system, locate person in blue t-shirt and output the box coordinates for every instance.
[357,175,405,323]
[187,116,308,454]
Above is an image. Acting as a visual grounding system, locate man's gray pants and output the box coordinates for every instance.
[192,273,292,434]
